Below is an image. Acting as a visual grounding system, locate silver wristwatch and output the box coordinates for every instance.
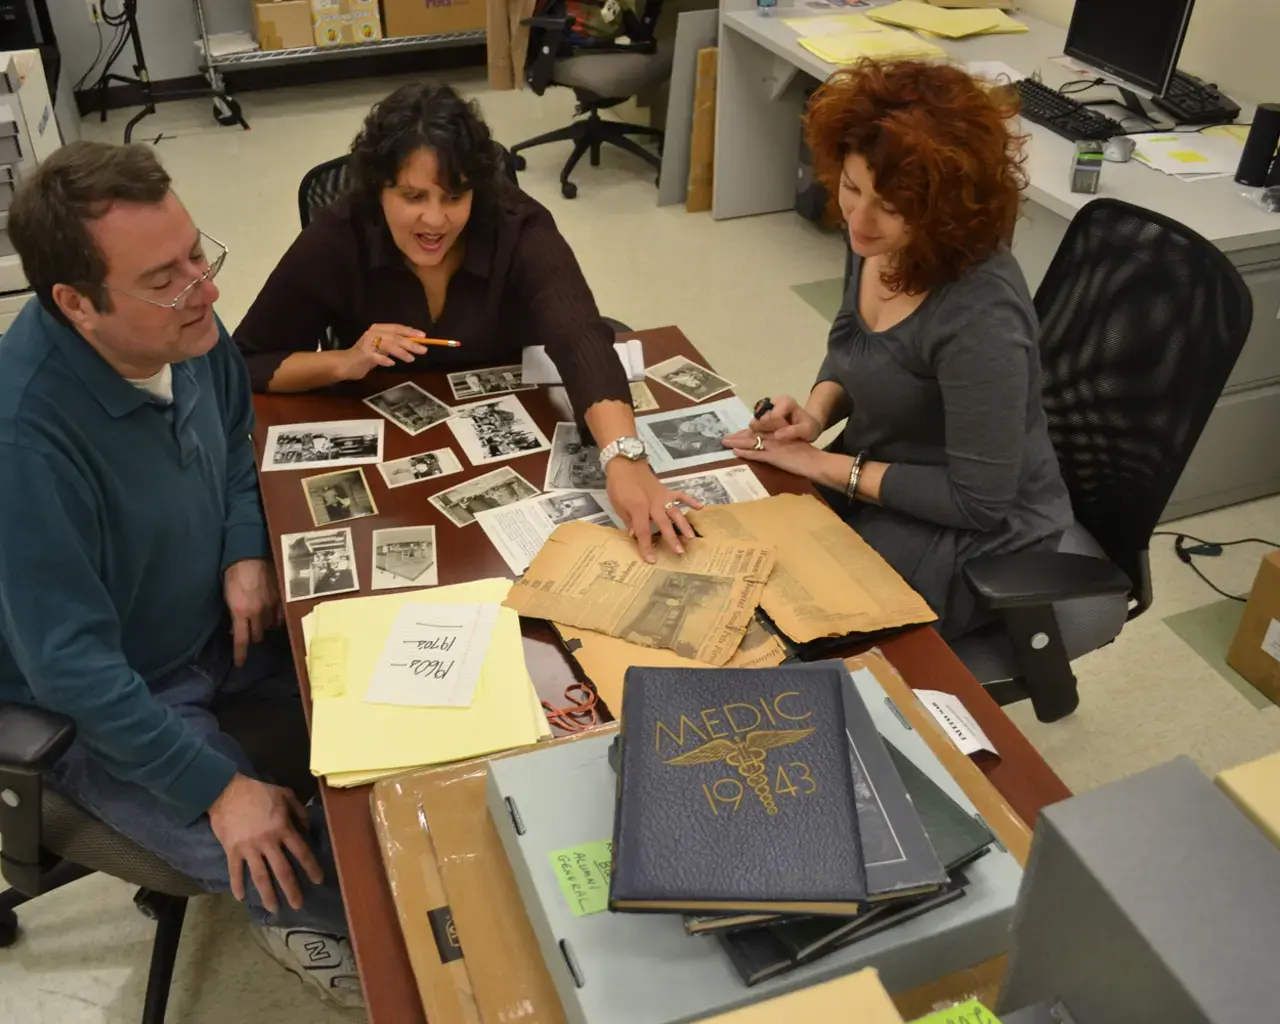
[599,435,648,471]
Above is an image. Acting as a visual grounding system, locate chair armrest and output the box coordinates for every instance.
[0,703,76,773]
[963,552,1133,611]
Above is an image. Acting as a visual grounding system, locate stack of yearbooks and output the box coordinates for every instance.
[485,660,1024,1024]
[609,662,997,986]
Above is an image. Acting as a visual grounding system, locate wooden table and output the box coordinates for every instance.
[252,325,1071,1024]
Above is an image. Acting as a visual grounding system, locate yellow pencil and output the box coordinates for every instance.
[421,338,461,348]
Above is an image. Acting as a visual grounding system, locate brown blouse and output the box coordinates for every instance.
[232,183,630,419]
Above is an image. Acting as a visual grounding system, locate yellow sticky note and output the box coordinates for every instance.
[550,839,613,916]
[307,635,348,699]
[911,1000,1003,1024]
[1169,150,1210,164]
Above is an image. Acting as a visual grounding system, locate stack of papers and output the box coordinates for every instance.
[303,578,550,787]
[867,0,1028,37]
[1130,132,1244,180]
[782,12,881,36]
[521,338,645,384]
[797,25,947,64]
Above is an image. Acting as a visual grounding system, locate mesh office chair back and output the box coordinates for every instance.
[1034,199,1253,601]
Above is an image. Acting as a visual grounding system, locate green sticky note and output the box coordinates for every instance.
[549,839,613,916]
[911,1000,1003,1024]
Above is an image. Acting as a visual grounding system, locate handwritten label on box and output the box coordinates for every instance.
[549,839,613,917]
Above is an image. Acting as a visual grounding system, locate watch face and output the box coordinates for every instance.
[619,437,646,459]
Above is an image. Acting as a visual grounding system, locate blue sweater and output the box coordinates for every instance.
[0,301,271,824]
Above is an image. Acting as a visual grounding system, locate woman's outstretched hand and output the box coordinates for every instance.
[606,458,703,564]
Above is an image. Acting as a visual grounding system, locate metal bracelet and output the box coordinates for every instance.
[845,450,865,501]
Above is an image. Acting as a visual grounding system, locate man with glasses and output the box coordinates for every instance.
[0,142,360,1009]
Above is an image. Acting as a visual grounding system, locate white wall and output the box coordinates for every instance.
[47,0,252,86]
[1018,0,1280,102]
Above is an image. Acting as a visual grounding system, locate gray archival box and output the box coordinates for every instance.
[486,666,1023,1024]
[999,756,1280,1023]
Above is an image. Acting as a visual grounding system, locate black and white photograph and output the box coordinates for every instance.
[371,526,438,590]
[661,465,770,507]
[376,448,464,489]
[617,570,736,660]
[447,395,550,465]
[363,382,453,436]
[428,466,541,527]
[645,355,735,403]
[447,365,534,401]
[302,467,379,527]
[475,489,618,576]
[261,420,384,472]
[636,398,753,474]
[630,380,660,413]
[280,528,359,603]
[537,490,607,525]
[544,422,607,491]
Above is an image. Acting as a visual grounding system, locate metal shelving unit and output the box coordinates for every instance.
[190,0,485,129]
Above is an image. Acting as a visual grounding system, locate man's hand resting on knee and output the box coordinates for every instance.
[209,773,324,915]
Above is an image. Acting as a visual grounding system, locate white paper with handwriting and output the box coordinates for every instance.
[362,603,500,708]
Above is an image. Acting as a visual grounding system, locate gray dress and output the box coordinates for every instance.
[818,247,1073,638]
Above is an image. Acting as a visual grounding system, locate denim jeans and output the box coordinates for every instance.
[46,628,349,936]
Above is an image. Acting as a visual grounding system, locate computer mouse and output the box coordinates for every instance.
[1103,137,1136,163]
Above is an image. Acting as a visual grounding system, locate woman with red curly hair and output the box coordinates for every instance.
[726,60,1072,637]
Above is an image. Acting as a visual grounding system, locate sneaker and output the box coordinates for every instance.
[251,924,365,1011]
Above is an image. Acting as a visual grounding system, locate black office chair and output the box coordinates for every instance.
[298,145,522,230]
[946,199,1253,722]
[510,0,670,198]
[0,690,315,1022]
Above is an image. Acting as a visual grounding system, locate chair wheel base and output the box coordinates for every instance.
[561,181,578,199]
[0,907,18,948]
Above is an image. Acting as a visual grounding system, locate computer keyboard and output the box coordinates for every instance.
[1016,78,1126,142]
[1152,71,1241,126]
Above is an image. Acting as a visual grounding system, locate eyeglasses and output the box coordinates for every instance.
[103,232,229,312]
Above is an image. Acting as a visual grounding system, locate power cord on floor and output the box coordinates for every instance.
[1150,531,1280,602]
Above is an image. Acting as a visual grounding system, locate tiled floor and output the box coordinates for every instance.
[2,67,1278,1023]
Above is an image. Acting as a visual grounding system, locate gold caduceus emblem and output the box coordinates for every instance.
[665,729,815,815]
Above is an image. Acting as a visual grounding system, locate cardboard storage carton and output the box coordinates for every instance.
[1216,751,1280,850]
[1226,551,1280,705]
[312,0,383,47]
[253,0,314,50]
[383,0,487,38]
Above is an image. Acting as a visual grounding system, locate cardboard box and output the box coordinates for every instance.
[383,0,487,39]
[312,0,383,47]
[1226,551,1280,704]
[1216,751,1280,850]
[704,969,904,1023]
[371,732,612,1024]
[252,0,314,51]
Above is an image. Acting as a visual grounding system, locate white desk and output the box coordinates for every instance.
[714,5,1280,518]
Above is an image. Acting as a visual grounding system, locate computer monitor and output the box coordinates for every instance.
[1064,0,1196,97]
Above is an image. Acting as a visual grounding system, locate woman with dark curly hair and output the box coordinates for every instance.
[726,60,1072,636]
[236,82,699,558]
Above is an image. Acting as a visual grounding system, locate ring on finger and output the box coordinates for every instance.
[663,499,682,512]
[373,337,383,352]
[753,435,765,451]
